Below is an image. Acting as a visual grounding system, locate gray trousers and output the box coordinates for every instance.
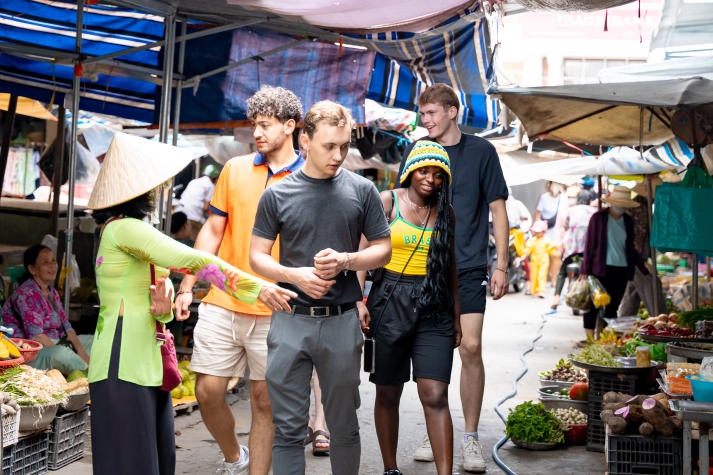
[618,267,667,317]
[266,309,363,475]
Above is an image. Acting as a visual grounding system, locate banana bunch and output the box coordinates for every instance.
[0,335,21,360]
[592,289,611,308]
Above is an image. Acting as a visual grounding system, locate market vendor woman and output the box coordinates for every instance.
[87,133,296,475]
[1,244,92,375]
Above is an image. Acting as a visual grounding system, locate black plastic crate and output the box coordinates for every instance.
[588,371,639,399]
[588,369,658,399]
[607,433,682,475]
[2,431,49,475]
[48,407,88,470]
[586,417,605,452]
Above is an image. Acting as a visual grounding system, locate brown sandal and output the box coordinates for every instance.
[312,429,330,456]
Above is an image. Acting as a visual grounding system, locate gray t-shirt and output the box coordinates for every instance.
[253,169,390,306]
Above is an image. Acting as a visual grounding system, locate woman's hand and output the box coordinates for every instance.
[453,313,462,348]
[357,301,370,334]
[149,277,173,316]
[258,284,297,313]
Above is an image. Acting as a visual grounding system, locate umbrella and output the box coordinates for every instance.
[491,77,713,146]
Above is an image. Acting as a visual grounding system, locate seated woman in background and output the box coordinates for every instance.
[1,244,92,375]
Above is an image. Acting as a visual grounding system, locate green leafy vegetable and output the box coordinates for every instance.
[676,307,713,329]
[505,401,565,444]
[572,345,621,367]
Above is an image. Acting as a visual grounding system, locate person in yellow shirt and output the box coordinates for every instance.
[522,220,557,298]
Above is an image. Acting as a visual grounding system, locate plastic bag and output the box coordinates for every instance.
[587,276,611,308]
[565,279,592,311]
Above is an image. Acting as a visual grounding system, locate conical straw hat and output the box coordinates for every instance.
[88,132,195,210]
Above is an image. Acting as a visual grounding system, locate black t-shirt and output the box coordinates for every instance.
[398,134,508,270]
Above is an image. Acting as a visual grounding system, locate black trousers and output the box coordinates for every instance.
[89,318,176,475]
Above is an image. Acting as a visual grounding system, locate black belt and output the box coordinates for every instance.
[291,302,356,317]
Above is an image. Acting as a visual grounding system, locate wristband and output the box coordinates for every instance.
[175,290,192,297]
[344,252,351,274]
[495,267,508,275]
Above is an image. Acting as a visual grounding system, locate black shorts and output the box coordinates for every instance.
[366,271,455,385]
[458,267,488,314]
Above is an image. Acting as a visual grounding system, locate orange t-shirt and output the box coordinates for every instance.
[201,153,303,316]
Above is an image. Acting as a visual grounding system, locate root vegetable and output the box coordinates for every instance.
[608,416,628,434]
[639,422,654,436]
[642,399,677,436]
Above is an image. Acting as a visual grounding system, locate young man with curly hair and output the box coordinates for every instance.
[175,85,304,475]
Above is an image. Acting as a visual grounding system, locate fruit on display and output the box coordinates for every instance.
[172,360,196,399]
[0,335,22,360]
[569,382,589,401]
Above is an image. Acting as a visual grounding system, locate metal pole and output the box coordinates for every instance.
[645,174,661,315]
[156,14,176,230]
[63,1,83,313]
[49,106,66,237]
[164,19,187,236]
[0,94,18,203]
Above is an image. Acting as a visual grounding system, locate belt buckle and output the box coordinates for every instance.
[310,306,330,317]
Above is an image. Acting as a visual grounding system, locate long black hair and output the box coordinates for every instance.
[402,173,454,317]
[91,191,154,225]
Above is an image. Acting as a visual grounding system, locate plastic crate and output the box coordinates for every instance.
[2,431,49,475]
[588,369,658,400]
[3,409,19,448]
[607,432,682,475]
[586,417,605,452]
[47,408,88,470]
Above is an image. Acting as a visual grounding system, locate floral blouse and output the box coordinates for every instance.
[1,278,73,340]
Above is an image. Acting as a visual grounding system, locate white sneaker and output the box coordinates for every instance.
[461,438,486,473]
[413,437,434,462]
[216,446,249,475]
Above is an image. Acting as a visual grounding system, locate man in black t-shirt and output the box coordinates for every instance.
[398,84,509,473]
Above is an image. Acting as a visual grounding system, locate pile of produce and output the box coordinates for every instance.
[571,345,621,367]
[0,366,67,405]
[599,392,680,437]
[505,401,565,445]
[550,407,587,426]
[539,359,587,383]
[0,334,22,360]
[46,369,89,395]
[171,360,196,399]
[677,307,713,329]
[623,336,667,362]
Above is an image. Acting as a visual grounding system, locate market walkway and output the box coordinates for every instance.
[54,287,607,474]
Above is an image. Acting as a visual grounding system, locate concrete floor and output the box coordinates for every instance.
[51,286,608,474]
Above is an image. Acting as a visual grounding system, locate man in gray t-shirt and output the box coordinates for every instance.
[250,100,391,475]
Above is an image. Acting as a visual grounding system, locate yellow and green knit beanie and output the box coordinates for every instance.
[399,140,451,185]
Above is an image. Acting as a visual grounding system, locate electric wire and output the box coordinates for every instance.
[492,309,548,474]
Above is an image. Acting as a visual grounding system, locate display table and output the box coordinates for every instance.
[671,399,713,475]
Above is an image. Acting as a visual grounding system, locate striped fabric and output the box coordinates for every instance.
[0,0,163,122]
[364,9,497,130]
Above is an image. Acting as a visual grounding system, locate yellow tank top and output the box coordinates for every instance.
[384,193,433,276]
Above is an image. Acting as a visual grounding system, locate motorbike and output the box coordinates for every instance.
[487,228,527,293]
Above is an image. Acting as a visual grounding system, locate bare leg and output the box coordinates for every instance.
[195,374,240,462]
[417,378,453,475]
[459,313,485,433]
[374,384,404,471]
[311,370,329,454]
[248,380,274,475]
